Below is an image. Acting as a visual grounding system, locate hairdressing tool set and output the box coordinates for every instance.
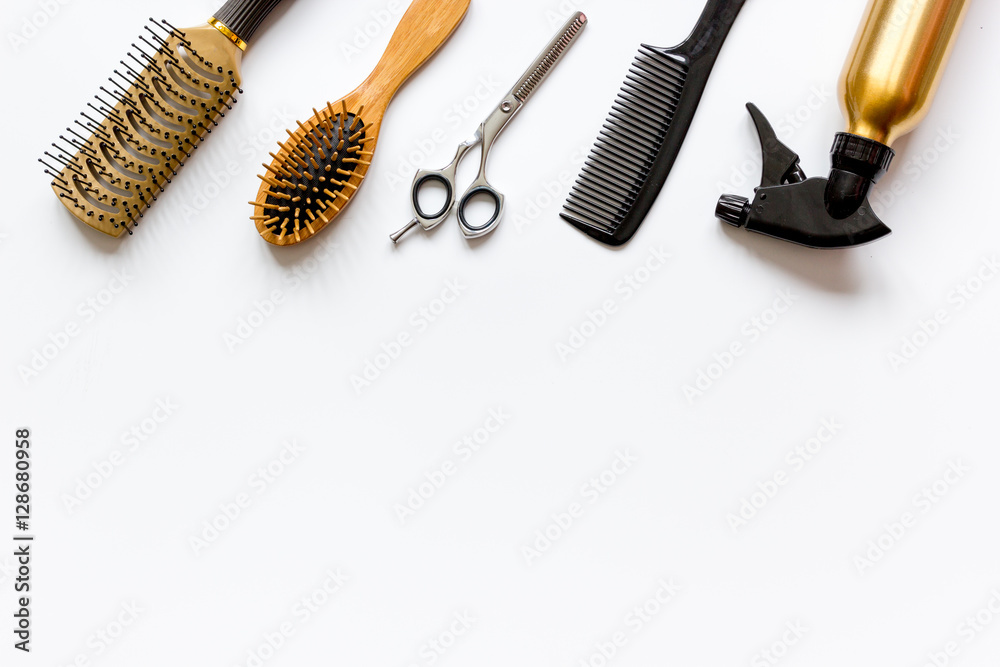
[389,12,588,245]
[42,0,285,237]
[251,0,471,246]
[717,0,971,249]
[560,0,747,246]
[44,0,973,258]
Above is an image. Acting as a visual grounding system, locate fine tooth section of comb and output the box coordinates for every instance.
[42,19,242,237]
[251,102,373,245]
[561,46,689,236]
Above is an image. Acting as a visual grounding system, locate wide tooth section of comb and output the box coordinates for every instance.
[44,18,242,237]
[252,102,371,245]
[562,46,688,235]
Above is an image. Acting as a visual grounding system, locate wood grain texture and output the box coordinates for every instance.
[254,0,471,246]
[356,0,473,124]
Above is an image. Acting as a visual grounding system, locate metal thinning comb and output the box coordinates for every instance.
[514,13,587,102]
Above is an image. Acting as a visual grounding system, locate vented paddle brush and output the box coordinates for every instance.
[717,0,971,249]
[251,0,471,246]
[42,0,285,238]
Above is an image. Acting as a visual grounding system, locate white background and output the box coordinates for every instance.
[2,0,1000,665]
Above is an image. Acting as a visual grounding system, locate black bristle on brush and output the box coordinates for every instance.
[561,0,747,246]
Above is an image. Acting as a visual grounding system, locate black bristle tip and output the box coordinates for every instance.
[46,17,241,237]
[254,106,370,244]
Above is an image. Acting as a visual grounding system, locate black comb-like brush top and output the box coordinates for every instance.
[562,0,747,246]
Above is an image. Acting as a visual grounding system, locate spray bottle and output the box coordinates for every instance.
[717,0,971,248]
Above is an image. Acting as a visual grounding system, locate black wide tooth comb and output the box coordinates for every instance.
[562,0,747,246]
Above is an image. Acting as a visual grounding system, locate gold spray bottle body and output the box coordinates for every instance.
[840,0,971,147]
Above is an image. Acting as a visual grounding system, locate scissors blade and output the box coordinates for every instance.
[510,12,588,104]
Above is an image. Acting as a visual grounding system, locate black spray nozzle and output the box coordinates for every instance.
[717,103,893,249]
[825,132,895,219]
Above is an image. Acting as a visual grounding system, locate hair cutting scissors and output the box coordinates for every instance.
[391,12,587,243]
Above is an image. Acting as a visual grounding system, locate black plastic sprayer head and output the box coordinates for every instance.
[716,103,894,249]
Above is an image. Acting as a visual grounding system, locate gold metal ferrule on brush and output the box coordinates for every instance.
[840,0,971,147]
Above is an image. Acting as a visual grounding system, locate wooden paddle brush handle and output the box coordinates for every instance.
[363,0,472,99]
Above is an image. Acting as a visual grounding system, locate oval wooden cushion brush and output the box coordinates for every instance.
[252,0,471,246]
[42,0,287,238]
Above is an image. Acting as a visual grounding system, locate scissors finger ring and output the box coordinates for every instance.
[390,12,587,245]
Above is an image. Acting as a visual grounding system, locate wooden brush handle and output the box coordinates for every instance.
[363,0,472,100]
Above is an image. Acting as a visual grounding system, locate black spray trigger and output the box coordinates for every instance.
[716,102,892,250]
[746,103,807,188]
